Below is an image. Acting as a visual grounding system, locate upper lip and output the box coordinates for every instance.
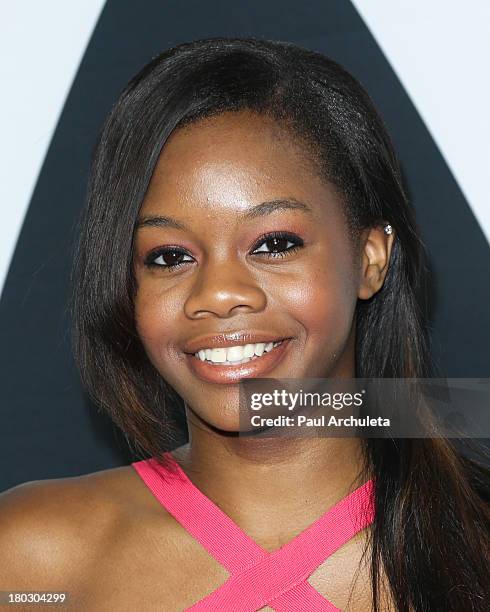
[183,331,291,354]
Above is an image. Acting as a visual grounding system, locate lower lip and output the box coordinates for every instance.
[185,339,292,384]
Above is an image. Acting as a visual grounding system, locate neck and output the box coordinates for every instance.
[172,423,369,550]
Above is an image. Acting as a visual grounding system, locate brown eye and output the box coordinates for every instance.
[252,232,304,257]
[145,248,194,270]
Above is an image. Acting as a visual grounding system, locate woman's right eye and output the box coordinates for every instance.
[144,248,194,270]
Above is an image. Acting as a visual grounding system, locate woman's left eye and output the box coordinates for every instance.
[251,232,304,258]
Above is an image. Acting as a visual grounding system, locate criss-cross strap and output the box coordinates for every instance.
[132,454,375,612]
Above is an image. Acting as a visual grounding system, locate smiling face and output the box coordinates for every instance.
[133,110,366,432]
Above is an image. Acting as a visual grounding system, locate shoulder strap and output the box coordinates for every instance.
[132,454,375,612]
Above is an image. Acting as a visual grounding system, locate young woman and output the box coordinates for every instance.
[1,38,488,611]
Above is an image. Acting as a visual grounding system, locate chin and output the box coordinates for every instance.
[205,414,243,434]
[188,404,246,434]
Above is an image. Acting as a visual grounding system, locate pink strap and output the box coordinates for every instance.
[132,454,375,612]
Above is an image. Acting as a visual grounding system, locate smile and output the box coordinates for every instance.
[194,341,283,365]
[186,338,292,384]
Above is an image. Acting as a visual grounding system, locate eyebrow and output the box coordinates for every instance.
[135,198,313,231]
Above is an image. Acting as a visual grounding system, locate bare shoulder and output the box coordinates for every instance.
[0,460,228,609]
[0,465,153,590]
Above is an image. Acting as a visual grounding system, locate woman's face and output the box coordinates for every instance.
[133,111,364,431]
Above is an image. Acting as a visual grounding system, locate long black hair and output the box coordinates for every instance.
[71,38,489,611]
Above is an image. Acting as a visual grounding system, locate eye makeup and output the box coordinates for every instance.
[142,230,305,272]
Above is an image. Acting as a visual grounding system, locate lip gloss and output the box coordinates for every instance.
[185,339,292,384]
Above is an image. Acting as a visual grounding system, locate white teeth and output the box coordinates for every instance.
[243,344,255,358]
[254,343,265,357]
[209,348,227,362]
[194,340,284,364]
[226,346,245,362]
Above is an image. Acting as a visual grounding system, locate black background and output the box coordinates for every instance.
[1,0,489,492]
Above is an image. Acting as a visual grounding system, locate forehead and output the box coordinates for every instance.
[140,110,341,223]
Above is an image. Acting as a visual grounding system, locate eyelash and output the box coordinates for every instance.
[143,231,304,271]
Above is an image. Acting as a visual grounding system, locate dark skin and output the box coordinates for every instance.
[0,111,395,611]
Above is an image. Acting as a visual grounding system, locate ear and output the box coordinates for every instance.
[358,225,394,300]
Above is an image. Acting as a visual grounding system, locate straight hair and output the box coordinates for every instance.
[71,38,490,611]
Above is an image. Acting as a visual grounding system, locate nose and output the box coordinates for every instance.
[183,258,267,319]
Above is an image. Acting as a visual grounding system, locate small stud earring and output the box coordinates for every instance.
[384,224,393,235]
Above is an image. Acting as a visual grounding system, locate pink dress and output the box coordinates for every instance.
[132,453,375,611]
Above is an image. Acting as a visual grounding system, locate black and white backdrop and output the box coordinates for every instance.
[1,1,489,492]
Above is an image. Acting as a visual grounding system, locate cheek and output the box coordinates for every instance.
[134,286,179,367]
[282,259,357,346]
